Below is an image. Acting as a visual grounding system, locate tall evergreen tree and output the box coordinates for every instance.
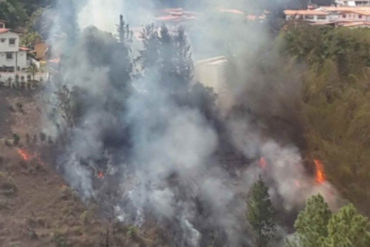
[293,194,332,247]
[247,177,276,247]
[325,204,370,247]
[286,195,370,247]
[140,24,192,94]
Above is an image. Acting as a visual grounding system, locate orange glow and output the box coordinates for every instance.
[259,157,267,169]
[17,148,31,161]
[97,171,104,179]
[314,159,326,184]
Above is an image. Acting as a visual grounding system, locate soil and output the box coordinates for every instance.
[0,88,165,247]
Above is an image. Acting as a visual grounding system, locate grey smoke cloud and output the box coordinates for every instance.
[42,0,341,246]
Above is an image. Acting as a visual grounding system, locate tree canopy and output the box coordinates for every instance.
[286,194,370,247]
[247,177,276,247]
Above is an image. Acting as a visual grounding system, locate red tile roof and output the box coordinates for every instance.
[19,47,30,51]
[0,28,10,34]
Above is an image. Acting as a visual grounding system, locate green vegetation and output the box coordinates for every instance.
[286,194,370,247]
[247,177,276,247]
[281,24,370,214]
[0,0,53,46]
[0,0,53,29]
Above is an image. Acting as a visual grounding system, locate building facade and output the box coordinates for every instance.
[284,6,370,27]
[0,24,48,85]
[335,0,370,6]
[0,28,30,73]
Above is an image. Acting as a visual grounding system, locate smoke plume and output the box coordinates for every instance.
[42,1,340,246]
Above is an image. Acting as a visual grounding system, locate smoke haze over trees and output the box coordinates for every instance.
[35,0,370,246]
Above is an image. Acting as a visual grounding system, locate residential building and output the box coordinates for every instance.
[335,0,370,6]
[0,24,47,85]
[0,28,30,73]
[284,6,370,27]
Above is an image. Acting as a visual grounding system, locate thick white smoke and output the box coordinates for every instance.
[42,1,341,247]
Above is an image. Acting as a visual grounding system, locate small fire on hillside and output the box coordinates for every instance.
[259,157,267,169]
[17,148,45,166]
[314,159,326,184]
[17,148,31,161]
[97,171,105,179]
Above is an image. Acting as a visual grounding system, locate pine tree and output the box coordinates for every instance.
[325,204,370,247]
[247,177,276,247]
[293,194,332,247]
[286,195,370,247]
[139,24,192,94]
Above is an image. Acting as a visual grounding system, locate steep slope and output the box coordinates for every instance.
[0,88,166,247]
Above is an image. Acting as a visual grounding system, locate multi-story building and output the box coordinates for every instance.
[284,5,370,27]
[335,0,370,6]
[0,28,29,73]
[0,23,47,85]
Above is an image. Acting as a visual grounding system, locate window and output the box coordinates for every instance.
[318,15,327,20]
[9,38,16,45]
[305,15,314,19]
[342,14,346,18]
[6,52,13,60]
[359,15,362,19]
[1,38,5,43]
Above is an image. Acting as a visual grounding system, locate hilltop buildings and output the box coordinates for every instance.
[0,26,29,73]
[284,6,370,27]
[284,1,370,27]
[335,0,370,6]
[0,22,46,85]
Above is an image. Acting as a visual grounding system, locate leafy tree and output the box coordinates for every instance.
[293,194,332,247]
[21,31,41,48]
[280,25,370,214]
[0,0,28,28]
[247,177,276,247]
[286,195,370,247]
[325,204,370,247]
[26,63,38,81]
[140,25,193,93]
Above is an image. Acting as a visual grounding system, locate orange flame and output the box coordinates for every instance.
[259,157,267,169]
[17,148,31,161]
[97,171,104,179]
[314,159,326,184]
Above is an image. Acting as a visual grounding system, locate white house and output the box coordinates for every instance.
[335,0,370,6]
[0,28,30,73]
[284,6,370,27]
[0,24,47,86]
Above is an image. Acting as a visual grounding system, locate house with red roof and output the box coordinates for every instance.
[284,6,370,27]
[0,23,45,84]
[0,27,30,72]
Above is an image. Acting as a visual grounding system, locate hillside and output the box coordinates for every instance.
[0,88,166,247]
[281,24,370,215]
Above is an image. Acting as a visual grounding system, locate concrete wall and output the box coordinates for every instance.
[194,56,233,112]
[336,0,370,6]
[0,32,19,53]
[0,72,48,84]
[0,51,28,70]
